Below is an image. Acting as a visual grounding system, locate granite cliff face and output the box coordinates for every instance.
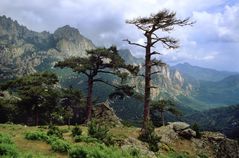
[0,15,95,80]
[118,49,194,99]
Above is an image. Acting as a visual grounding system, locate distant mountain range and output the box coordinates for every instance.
[172,62,238,82]
[1,15,239,135]
[184,104,239,139]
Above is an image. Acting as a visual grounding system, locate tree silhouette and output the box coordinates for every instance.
[55,46,139,122]
[125,10,193,129]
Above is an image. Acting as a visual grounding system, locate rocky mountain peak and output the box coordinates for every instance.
[54,25,82,42]
[0,15,95,79]
[118,49,144,65]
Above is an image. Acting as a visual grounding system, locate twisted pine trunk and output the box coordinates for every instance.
[86,78,93,122]
[143,34,152,129]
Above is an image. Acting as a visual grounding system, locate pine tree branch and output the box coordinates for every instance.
[93,79,118,88]
[150,51,161,56]
[150,71,161,75]
[98,70,116,75]
[123,39,146,48]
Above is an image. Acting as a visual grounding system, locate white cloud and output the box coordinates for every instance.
[0,0,239,71]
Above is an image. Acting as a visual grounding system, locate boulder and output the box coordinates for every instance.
[169,122,190,131]
[92,101,122,127]
[178,128,196,139]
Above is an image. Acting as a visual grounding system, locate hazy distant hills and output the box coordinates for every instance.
[172,62,238,82]
[184,104,239,139]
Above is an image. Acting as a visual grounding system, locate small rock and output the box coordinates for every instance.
[179,128,196,139]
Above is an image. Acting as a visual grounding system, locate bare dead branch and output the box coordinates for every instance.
[123,39,146,48]
[150,51,162,56]
[150,71,161,75]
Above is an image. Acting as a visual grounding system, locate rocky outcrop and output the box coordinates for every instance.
[155,122,239,158]
[121,137,157,158]
[54,25,94,57]
[92,101,122,127]
[202,132,239,158]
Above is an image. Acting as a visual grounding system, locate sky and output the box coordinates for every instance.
[0,0,239,71]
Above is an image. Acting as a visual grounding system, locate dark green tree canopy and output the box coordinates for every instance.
[126,10,194,49]
[55,46,139,121]
[0,72,58,92]
[55,46,139,79]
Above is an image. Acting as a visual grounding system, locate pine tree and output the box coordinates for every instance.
[0,72,59,125]
[125,10,193,129]
[55,46,139,122]
[150,100,181,126]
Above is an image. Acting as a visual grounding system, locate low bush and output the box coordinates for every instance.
[191,123,202,138]
[88,120,114,145]
[46,136,59,144]
[68,144,140,158]
[0,133,19,158]
[50,138,70,153]
[74,135,99,143]
[71,125,82,137]
[138,122,161,152]
[61,128,70,133]
[0,143,19,158]
[47,125,63,138]
[162,151,190,158]
[0,133,13,144]
[25,131,48,141]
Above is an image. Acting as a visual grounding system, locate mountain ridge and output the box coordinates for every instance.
[172,62,238,82]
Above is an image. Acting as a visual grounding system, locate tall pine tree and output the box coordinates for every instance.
[125,10,193,130]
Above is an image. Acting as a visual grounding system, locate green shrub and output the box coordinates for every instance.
[61,128,70,133]
[88,120,108,139]
[198,153,208,158]
[25,131,48,141]
[122,121,133,127]
[164,151,190,158]
[71,125,82,137]
[68,144,138,158]
[46,136,59,144]
[50,138,70,153]
[129,148,141,157]
[74,135,99,143]
[0,143,19,157]
[191,123,202,138]
[47,125,63,138]
[88,120,114,145]
[138,122,161,152]
[0,133,13,144]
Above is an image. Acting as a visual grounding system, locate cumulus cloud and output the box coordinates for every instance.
[0,0,238,71]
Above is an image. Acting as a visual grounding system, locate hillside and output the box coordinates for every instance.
[0,123,238,158]
[184,104,239,139]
